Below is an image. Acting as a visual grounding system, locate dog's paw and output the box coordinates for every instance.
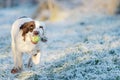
[11,67,22,74]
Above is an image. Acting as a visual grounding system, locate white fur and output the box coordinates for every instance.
[11,17,46,69]
[32,52,41,64]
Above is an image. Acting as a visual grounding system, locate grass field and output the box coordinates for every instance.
[0,5,120,80]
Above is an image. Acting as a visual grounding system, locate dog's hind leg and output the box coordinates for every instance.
[27,56,33,68]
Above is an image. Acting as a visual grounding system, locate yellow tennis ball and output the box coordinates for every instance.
[31,36,40,43]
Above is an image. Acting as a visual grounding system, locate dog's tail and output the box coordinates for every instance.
[32,52,41,65]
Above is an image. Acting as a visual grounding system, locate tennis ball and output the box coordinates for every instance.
[31,36,40,44]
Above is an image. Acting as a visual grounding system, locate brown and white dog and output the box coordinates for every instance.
[11,17,47,73]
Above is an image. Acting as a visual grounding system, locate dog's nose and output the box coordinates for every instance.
[33,31,39,35]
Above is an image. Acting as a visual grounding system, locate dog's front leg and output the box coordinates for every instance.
[32,50,41,65]
[27,50,41,68]
[11,51,23,74]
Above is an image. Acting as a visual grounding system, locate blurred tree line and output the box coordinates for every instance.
[0,0,38,8]
[0,0,120,22]
[33,0,120,22]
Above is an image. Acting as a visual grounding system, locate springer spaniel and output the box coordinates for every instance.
[11,17,47,74]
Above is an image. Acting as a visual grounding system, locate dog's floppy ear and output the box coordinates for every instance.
[20,24,25,30]
[20,22,29,41]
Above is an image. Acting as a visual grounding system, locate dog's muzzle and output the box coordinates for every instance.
[33,31,39,35]
[33,30,47,42]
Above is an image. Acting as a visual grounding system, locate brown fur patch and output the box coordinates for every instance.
[20,21,35,41]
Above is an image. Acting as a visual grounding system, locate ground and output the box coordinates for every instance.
[0,5,120,80]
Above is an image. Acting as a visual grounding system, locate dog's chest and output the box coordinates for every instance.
[16,33,37,52]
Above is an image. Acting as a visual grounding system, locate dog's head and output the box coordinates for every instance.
[20,20,47,43]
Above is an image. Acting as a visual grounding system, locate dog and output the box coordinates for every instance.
[11,17,47,74]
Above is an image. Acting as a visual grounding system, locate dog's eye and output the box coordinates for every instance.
[30,25,34,29]
[39,26,43,28]
[29,25,34,31]
[30,27,33,29]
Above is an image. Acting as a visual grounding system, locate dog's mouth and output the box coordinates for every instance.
[30,30,47,44]
[31,36,39,44]
[30,35,47,44]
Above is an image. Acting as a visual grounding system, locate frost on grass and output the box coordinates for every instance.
[0,6,120,80]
